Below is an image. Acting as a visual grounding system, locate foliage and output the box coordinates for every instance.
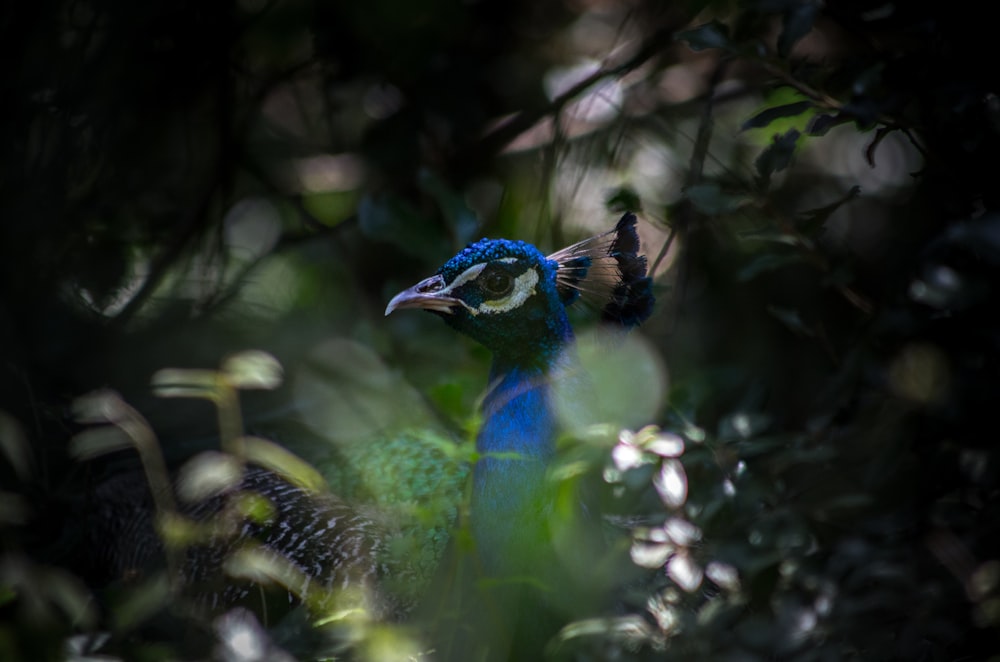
[2,0,999,660]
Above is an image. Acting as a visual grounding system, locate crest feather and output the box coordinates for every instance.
[547,213,655,328]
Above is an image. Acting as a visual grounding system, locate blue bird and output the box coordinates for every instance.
[386,212,654,655]
[76,214,653,659]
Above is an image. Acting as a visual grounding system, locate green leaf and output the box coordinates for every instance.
[685,184,750,215]
[221,350,284,390]
[742,101,813,131]
[302,190,356,227]
[605,186,643,213]
[676,21,731,52]
[69,426,134,460]
[754,129,801,183]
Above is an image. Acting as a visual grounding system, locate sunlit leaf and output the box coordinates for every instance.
[69,426,134,460]
[176,451,244,503]
[221,350,284,390]
[666,551,703,592]
[663,517,701,546]
[706,561,741,591]
[742,101,813,131]
[654,459,688,508]
[631,539,673,568]
[237,436,328,493]
[72,389,130,424]
[231,492,277,525]
[151,368,220,399]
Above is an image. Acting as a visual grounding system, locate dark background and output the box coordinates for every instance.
[2,0,999,659]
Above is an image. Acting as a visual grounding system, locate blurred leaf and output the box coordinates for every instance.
[419,169,480,247]
[677,21,732,52]
[0,492,28,525]
[755,129,801,183]
[605,187,643,213]
[738,253,807,281]
[778,3,819,57]
[766,305,814,337]
[797,186,860,235]
[742,101,813,131]
[302,190,357,227]
[176,451,244,503]
[807,111,849,136]
[231,492,278,524]
[358,193,442,260]
[685,184,750,215]
[69,426,134,460]
[238,436,328,493]
[0,412,32,480]
[158,512,216,549]
[865,126,893,167]
[110,574,172,632]
[151,368,220,399]
[221,350,284,390]
[72,389,130,425]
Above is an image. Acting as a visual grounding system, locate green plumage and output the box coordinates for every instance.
[313,429,469,605]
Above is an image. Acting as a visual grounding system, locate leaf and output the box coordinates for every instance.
[738,253,806,281]
[742,101,814,131]
[807,112,848,136]
[797,185,860,235]
[766,305,814,337]
[685,183,750,215]
[865,126,893,167]
[69,426,134,460]
[778,3,819,57]
[0,412,32,480]
[605,186,643,213]
[754,129,801,183]
[238,436,329,493]
[175,451,244,503]
[221,350,284,390]
[676,21,731,52]
[151,368,220,399]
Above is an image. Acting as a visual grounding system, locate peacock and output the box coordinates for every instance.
[76,212,654,659]
[383,211,654,658]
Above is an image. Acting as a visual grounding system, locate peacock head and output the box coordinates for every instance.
[385,213,655,368]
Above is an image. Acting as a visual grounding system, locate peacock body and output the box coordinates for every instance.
[81,213,653,658]
[385,212,654,656]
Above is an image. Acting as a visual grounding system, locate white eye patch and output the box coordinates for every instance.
[476,267,538,315]
[440,260,539,316]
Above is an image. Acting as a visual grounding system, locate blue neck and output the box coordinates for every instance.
[471,363,556,575]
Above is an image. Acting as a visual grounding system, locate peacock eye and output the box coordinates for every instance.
[479,266,514,298]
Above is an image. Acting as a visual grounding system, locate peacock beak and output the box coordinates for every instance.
[385,274,461,316]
